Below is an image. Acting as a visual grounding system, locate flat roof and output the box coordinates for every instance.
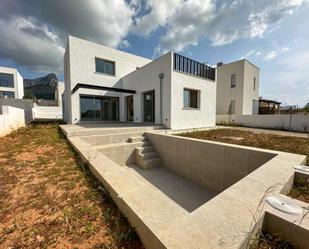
[259,98,281,104]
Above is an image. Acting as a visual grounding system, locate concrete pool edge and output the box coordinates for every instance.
[61,125,308,249]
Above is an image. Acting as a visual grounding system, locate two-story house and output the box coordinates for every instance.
[63,36,216,130]
[216,59,259,115]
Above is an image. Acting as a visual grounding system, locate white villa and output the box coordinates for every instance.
[63,36,216,130]
[0,66,24,99]
[216,59,259,115]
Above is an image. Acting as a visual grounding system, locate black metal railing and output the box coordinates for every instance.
[173,53,215,81]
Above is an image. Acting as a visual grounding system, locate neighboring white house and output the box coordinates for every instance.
[0,66,24,99]
[216,59,259,115]
[63,36,216,129]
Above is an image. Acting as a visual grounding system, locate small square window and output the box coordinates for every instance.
[184,88,199,109]
[231,74,236,88]
[95,58,115,76]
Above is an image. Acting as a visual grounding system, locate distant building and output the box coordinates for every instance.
[0,66,24,99]
[258,98,281,114]
[216,59,259,115]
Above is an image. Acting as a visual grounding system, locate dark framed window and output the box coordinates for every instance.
[231,74,236,88]
[253,77,256,90]
[0,73,14,88]
[80,95,119,121]
[0,91,15,98]
[95,58,115,76]
[184,88,199,109]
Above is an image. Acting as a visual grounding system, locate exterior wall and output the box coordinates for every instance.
[0,105,25,137]
[216,114,309,133]
[57,81,65,106]
[216,60,244,115]
[216,59,259,115]
[64,36,151,124]
[0,66,24,99]
[63,41,72,123]
[170,70,216,129]
[122,53,172,127]
[16,71,24,99]
[242,60,259,114]
[0,98,33,124]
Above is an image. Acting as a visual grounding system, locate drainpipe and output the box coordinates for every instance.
[159,73,164,124]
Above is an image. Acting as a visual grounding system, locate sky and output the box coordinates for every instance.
[0,0,308,106]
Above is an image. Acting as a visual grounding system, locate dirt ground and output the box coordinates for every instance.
[179,128,309,165]
[179,128,309,204]
[0,123,144,249]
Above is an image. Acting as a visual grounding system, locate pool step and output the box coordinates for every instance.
[128,135,147,143]
[135,136,161,170]
[136,145,154,153]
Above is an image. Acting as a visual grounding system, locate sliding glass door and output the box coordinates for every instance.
[80,95,119,122]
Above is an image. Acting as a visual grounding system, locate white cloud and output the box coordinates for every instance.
[0,17,64,73]
[133,0,309,56]
[0,0,136,73]
[262,49,309,106]
[263,47,290,61]
[132,0,181,36]
[241,50,256,59]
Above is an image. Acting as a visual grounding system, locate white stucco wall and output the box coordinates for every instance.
[0,105,25,137]
[0,66,24,99]
[33,105,63,120]
[216,60,244,115]
[242,60,259,115]
[64,35,152,124]
[57,81,65,106]
[216,59,259,115]
[170,70,216,130]
[63,42,72,123]
[122,53,172,127]
[216,114,309,133]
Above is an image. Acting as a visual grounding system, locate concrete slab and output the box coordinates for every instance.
[60,122,165,137]
[61,125,308,249]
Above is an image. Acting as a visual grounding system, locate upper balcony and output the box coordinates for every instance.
[173,53,215,81]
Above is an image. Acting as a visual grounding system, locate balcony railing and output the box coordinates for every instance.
[173,53,215,81]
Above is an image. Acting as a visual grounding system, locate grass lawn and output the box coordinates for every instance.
[0,123,143,249]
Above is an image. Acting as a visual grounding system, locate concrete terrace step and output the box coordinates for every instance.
[61,124,165,137]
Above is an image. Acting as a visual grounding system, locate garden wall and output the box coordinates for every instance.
[32,105,63,120]
[146,132,276,193]
[216,114,309,133]
[0,105,25,137]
